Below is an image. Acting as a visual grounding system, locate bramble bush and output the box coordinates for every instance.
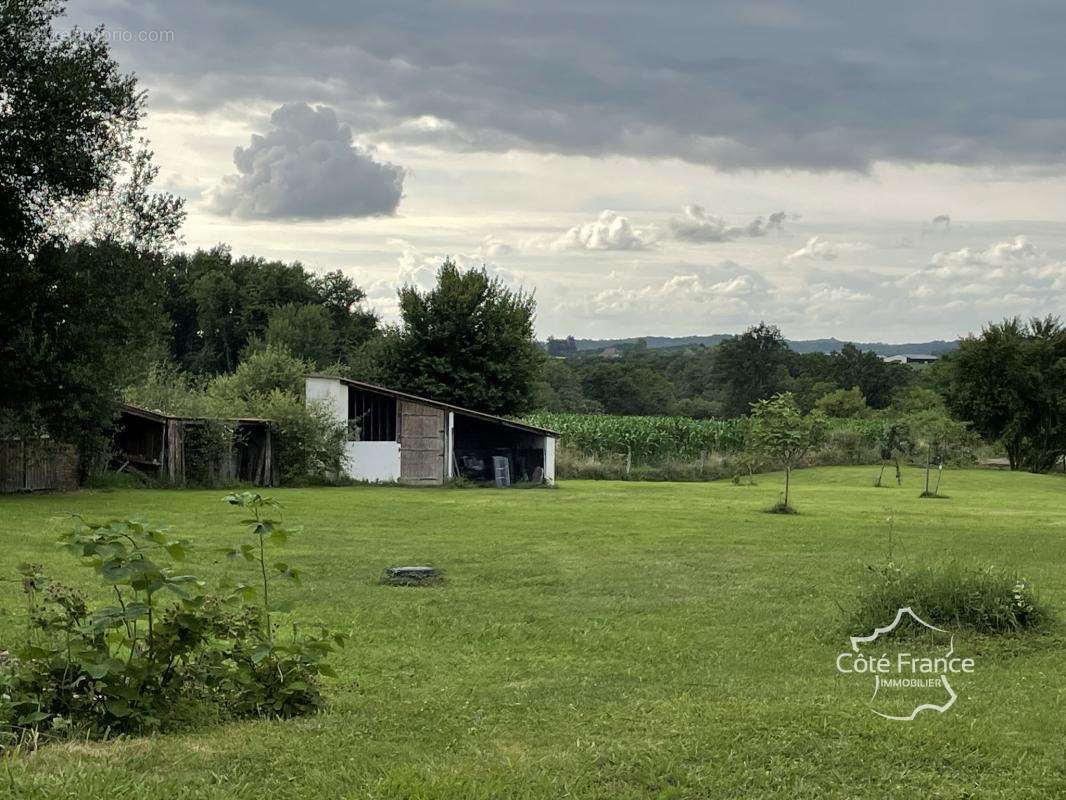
[0,494,345,750]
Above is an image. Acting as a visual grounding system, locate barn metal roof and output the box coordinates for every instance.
[307,375,559,437]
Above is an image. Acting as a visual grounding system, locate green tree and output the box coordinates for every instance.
[828,343,910,409]
[814,386,871,418]
[904,407,976,497]
[532,358,601,413]
[0,1,182,451]
[3,242,171,448]
[941,317,1066,472]
[873,420,909,487]
[582,362,677,416]
[749,393,828,511]
[313,270,379,357]
[265,304,337,368]
[164,250,377,375]
[209,344,313,407]
[713,323,791,417]
[1,0,139,251]
[385,260,543,415]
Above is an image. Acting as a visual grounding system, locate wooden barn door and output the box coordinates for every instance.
[399,401,445,484]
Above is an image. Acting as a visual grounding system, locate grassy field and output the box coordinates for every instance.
[1,467,1064,798]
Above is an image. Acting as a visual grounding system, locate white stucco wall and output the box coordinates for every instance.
[543,436,556,485]
[305,376,347,425]
[345,441,401,483]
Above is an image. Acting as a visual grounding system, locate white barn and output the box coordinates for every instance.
[306,375,557,486]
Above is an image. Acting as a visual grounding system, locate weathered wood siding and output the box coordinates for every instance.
[0,440,78,493]
[398,401,446,484]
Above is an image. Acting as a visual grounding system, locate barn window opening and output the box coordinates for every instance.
[349,388,397,441]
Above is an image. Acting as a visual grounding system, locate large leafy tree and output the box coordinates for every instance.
[0,0,138,251]
[314,270,379,358]
[265,304,337,368]
[941,316,1066,472]
[385,260,543,415]
[713,322,791,417]
[828,343,910,409]
[0,0,183,450]
[164,251,377,374]
[580,362,677,416]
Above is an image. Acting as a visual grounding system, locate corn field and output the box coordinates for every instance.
[524,412,884,464]
[523,412,749,462]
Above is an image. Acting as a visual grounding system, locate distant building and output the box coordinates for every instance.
[882,354,939,365]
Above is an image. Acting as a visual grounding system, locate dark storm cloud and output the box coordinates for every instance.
[70,1,1066,172]
[208,103,405,220]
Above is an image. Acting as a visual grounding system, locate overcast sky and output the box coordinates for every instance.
[69,1,1066,342]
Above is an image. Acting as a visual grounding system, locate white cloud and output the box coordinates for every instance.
[784,235,871,263]
[208,103,405,220]
[929,235,1041,269]
[478,235,514,258]
[551,210,658,251]
[555,263,775,319]
[366,241,527,321]
[900,237,1066,309]
[668,205,786,243]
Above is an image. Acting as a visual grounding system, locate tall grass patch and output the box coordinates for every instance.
[849,562,1052,635]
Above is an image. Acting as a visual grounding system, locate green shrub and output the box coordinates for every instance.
[0,496,345,749]
[811,426,880,466]
[124,352,346,486]
[849,562,1051,635]
[257,391,347,483]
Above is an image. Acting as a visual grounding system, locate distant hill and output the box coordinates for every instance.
[550,335,958,357]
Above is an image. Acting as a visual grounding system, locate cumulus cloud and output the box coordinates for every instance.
[208,103,405,220]
[929,236,1041,268]
[478,235,514,258]
[668,206,786,243]
[553,260,884,335]
[784,235,871,263]
[900,237,1066,307]
[551,210,658,251]
[554,263,773,319]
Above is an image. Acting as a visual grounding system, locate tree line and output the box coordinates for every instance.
[3,0,1064,479]
[534,324,919,419]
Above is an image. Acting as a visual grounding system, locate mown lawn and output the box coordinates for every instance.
[1,467,1064,799]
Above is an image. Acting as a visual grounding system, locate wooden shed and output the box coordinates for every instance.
[306,375,557,486]
[114,404,276,486]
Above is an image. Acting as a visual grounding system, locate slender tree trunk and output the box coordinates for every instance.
[784,465,791,507]
[895,458,902,486]
[876,462,886,487]
[924,448,932,495]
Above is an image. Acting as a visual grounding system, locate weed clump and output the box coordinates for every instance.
[849,562,1051,635]
[766,501,798,515]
